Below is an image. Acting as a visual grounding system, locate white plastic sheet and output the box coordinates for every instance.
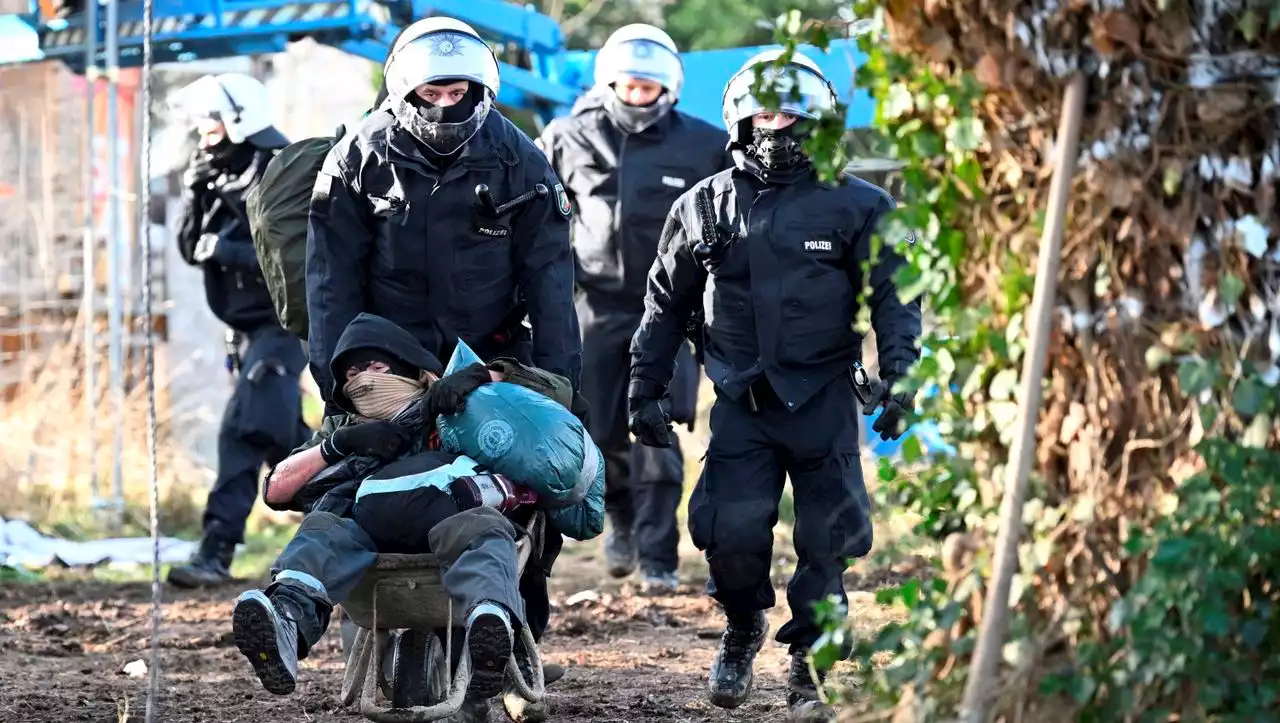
[0,517,197,569]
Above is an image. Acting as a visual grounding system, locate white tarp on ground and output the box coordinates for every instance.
[0,517,197,569]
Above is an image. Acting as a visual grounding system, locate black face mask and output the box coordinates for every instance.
[748,124,810,171]
[206,140,257,174]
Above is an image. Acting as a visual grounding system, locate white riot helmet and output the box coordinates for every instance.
[593,24,684,101]
[721,49,837,146]
[382,17,500,156]
[167,73,287,148]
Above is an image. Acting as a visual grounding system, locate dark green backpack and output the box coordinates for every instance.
[245,125,345,340]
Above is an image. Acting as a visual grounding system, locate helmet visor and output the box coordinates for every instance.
[723,64,834,127]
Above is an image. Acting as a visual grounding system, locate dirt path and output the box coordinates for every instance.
[0,540,908,723]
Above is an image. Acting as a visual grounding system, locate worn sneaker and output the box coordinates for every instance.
[786,650,834,721]
[604,525,637,578]
[232,590,301,695]
[708,611,769,709]
[639,569,680,596]
[466,602,514,699]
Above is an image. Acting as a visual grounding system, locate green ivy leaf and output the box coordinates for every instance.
[1233,378,1265,417]
[1238,9,1261,42]
[901,579,921,609]
[884,83,915,119]
[988,368,1020,401]
[1176,358,1216,396]
[1220,273,1246,309]
[945,116,985,153]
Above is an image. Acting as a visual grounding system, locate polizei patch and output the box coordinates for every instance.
[553,183,572,218]
[804,239,833,252]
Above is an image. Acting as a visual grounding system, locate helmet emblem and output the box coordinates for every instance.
[425,32,467,57]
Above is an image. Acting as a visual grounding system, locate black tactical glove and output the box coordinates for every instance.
[425,363,493,418]
[863,377,912,441]
[182,150,216,192]
[629,397,673,448]
[319,420,413,464]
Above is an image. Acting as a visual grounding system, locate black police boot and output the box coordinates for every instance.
[502,643,548,723]
[707,610,769,709]
[232,590,302,695]
[786,651,834,721]
[604,524,637,578]
[167,534,236,588]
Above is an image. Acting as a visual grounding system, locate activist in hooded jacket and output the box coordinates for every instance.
[306,106,582,400]
[270,312,603,542]
[537,90,734,311]
[177,144,283,333]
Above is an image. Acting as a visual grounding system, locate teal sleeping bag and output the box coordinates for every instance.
[435,342,605,541]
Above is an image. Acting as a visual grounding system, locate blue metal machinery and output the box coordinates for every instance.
[0,0,874,129]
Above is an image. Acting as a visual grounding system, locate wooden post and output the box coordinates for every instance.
[958,71,1087,723]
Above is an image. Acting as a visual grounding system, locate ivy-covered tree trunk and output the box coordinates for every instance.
[774,1,1280,720]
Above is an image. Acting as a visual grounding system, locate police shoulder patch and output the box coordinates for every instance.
[553,183,572,219]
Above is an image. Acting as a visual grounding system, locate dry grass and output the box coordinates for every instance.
[0,313,209,538]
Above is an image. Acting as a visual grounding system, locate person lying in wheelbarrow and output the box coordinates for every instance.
[230,312,603,722]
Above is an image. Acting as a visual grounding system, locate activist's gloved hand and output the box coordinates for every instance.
[629,397,673,448]
[425,363,492,417]
[863,377,912,441]
[320,420,413,464]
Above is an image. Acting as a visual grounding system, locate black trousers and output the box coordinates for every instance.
[688,376,873,652]
[578,296,698,574]
[204,327,309,543]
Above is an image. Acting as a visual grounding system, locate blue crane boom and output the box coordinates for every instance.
[1,0,873,128]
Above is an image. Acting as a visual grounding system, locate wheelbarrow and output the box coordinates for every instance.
[338,513,547,722]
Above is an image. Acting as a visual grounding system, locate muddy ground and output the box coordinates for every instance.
[0,540,915,723]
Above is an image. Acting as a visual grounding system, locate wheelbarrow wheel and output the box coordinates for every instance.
[390,629,448,709]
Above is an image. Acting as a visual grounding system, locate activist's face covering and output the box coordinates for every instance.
[342,372,427,420]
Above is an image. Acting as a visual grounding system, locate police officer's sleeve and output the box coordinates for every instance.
[852,195,923,379]
[629,207,707,401]
[306,152,372,399]
[512,165,583,389]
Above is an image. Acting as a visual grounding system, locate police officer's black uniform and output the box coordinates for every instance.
[538,87,730,582]
[629,52,922,715]
[304,24,580,720]
[169,117,310,588]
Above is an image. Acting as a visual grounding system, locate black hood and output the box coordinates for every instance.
[329,313,444,413]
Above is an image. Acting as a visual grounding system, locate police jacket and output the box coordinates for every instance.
[306,107,582,398]
[537,92,732,312]
[176,146,279,333]
[629,156,923,412]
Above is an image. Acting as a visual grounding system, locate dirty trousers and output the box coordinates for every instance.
[688,376,874,652]
[268,505,524,657]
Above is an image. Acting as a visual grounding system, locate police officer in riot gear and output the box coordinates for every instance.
[306,17,581,722]
[167,73,310,588]
[629,51,921,718]
[537,24,730,593]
